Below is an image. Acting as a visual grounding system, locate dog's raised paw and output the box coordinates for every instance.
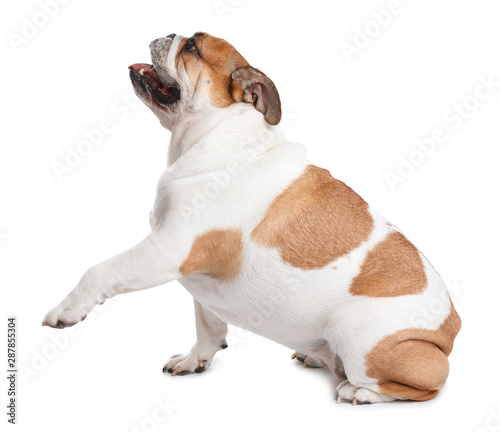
[42,305,88,329]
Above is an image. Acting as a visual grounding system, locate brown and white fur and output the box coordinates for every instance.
[42,32,461,404]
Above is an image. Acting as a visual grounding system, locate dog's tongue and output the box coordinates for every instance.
[128,63,175,96]
[129,63,170,93]
[129,63,162,81]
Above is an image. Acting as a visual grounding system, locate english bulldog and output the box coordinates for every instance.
[43,32,461,404]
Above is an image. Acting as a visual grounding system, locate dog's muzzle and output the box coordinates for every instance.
[129,34,180,107]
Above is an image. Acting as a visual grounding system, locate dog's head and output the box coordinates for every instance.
[129,32,281,130]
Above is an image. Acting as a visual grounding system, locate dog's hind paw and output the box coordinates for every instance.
[335,379,397,405]
[291,352,324,368]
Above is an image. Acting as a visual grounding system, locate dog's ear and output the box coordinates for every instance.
[231,66,281,125]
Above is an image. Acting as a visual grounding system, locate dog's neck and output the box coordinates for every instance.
[165,104,286,176]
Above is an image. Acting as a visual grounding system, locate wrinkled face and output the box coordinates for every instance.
[129,32,281,129]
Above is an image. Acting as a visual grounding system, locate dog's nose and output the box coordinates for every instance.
[150,34,176,49]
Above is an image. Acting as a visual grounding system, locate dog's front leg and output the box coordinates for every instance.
[163,300,228,376]
[42,233,180,328]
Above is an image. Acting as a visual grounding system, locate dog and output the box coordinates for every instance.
[43,32,461,404]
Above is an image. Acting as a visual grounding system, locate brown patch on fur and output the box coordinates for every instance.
[180,230,243,281]
[349,231,427,297]
[176,33,249,107]
[366,303,461,401]
[251,165,373,269]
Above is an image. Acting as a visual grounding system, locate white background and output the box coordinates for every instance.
[1,0,500,431]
